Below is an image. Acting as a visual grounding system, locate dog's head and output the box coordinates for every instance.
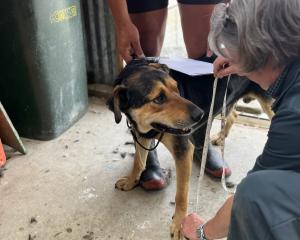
[107,59,204,135]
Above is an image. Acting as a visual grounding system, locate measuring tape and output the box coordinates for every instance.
[194,75,235,213]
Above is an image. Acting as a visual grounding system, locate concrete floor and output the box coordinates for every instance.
[0,97,269,240]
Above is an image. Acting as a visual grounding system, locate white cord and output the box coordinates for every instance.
[195,76,219,213]
[194,75,235,214]
[220,75,235,194]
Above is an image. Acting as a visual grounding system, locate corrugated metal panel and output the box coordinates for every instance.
[81,0,120,85]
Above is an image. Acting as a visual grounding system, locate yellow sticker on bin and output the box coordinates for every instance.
[50,5,77,24]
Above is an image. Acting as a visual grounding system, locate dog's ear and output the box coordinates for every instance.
[106,85,128,124]
[149,63,170,74]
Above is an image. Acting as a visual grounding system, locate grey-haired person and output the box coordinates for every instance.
[181,0,300,239]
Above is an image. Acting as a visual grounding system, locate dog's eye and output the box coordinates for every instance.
[153,93,166,104]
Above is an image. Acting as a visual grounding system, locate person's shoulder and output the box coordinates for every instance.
[288,60,300,84]
[275,61,300,110]
[281,79,300,111]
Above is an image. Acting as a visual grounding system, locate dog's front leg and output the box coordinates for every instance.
[162,135,194,240]
[115,137,151,191]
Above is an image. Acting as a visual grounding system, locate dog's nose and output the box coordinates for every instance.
[189,105,204,122]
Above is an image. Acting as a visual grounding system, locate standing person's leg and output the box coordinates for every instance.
[178,2,216,59]
[126,0,170,190]
[178,0,231,178]
[229,170,300,240]
[127,0,168,56]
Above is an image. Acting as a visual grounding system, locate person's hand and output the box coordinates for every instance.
[116,22,144,63]
[213,56,244,78]
[181,213,205,240]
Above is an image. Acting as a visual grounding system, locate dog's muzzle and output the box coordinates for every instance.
[151,123,193,135]
[151,105,204,135]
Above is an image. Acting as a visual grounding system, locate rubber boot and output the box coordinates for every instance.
[139,140,170,191]
[192,125,232,178]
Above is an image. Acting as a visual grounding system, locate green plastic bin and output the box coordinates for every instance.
[0,0,88,140]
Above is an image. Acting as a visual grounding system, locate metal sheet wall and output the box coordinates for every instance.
[81,0,120,85]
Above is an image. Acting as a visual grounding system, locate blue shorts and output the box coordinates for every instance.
[127,0,222,13]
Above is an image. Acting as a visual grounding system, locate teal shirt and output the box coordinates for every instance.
[251,60,300,173]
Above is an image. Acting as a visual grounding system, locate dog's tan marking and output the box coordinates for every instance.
[161,134,194,240]
[148,63,170,74]
[131,81,194,134]
[211,92,274,146]
[115,136,150,191]
[211,107,238,146]
[125,72,142,84]
[165,77,180,94]
[255,94,274,119]
[242,92,274,119]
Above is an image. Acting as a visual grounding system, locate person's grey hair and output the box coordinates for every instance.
[208,0,300,72]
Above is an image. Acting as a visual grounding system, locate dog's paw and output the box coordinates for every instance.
[170,218,184,240]
[115,176,139,191]
[211,133,222,146]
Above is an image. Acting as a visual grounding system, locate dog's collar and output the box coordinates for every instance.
[139,129,161,139]
[126,117,164,151]
[125,114,160,138]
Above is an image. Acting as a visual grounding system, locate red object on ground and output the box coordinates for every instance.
[0,139,6,167]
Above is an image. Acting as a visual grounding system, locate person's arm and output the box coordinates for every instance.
[204,195,233,239]
[181,195,234,240]
[108,0,144,62]
[108,0,131,28]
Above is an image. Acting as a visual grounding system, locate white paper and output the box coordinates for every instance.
[159,57,213,76]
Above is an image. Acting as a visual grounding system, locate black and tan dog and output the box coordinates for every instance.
[107,58,273,239]
[107,59,204,239]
